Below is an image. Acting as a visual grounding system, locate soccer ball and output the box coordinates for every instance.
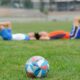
[25,56,49,78]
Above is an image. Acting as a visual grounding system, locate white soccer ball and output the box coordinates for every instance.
[25,56,49,78]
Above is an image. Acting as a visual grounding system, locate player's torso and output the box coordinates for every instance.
[48,30,70,39]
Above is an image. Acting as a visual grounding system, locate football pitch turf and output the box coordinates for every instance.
[0,21,80,80]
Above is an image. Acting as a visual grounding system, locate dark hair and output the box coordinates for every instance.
[34,32,40,40]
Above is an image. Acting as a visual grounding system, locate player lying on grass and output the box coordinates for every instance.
[0,17,80,41]
[49,17,80,40]
[0,21,49,40]
[28,17,80,40]
[0,21,30,40]
[28,30,69,40]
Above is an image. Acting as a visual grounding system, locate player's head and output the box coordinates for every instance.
[78,17,80,23]
[28,31,49,40]
[34,32,40,40]
[74,17,80,23]
[73,17,80,26]
[39,31,48,37]
[39,31,50,40]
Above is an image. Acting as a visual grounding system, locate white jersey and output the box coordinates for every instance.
[12,33,30,40]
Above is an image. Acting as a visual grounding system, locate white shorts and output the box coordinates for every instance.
[12,33,30,40]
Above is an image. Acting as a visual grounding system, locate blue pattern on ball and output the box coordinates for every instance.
[25,56,49,78]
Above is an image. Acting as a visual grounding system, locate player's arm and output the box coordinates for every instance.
[70,26,78,38]
[70,18,79,39]
[28,32,36,40]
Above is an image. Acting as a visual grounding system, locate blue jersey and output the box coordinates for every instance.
[70,25,80,39]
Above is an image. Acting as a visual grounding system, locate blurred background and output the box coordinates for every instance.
[0,0,80,22]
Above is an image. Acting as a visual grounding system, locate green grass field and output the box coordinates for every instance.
[0,21,80,80]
